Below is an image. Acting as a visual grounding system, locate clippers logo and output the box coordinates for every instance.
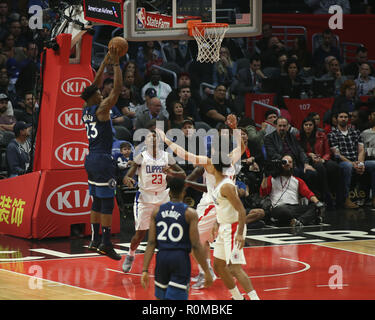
[136,7,146,28]
[46,182,91,216]
[55,142,89,168]
[61,77,92,97]
[58,108,85,131]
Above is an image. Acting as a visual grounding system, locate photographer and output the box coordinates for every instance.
[260,155,324,227]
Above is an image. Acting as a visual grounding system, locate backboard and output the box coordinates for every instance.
[123,0,262,41]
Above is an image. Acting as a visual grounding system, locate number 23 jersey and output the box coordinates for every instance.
[135,150,174,203]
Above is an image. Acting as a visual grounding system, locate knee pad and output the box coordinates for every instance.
[91,196,102,212]
[101,197,114,215]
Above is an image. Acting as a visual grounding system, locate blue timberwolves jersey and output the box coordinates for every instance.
[155,202,191,252]
[82,104,114,154]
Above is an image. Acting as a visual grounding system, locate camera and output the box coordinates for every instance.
[264,159,288,178]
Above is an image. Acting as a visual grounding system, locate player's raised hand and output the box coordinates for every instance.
[225,114,237,129]
[108,45,120,64]
[155,128,166,142]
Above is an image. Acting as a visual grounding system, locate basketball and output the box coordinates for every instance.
[108,37,128,57]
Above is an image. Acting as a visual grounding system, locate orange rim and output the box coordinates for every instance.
[187,20,229,36]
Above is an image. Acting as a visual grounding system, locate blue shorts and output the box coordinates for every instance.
[154,250,191,300]
[85,153,116,198]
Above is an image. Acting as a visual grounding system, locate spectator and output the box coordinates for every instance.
[319,57,348,96]
[136,87,169,120]
[122,60,144,89]
[166,100,186,130]
[355,63,375,97]
[298,116,341,202]
[307,111,324,132]
[172,85,199,121]
[199,84,234,128]
[328,110,375,208]
[304,0,351,14]
[0,1,10,40]
[260,154,323,227]
[6,121,31,177]
[261,36,288,69]
[289,35,313,71]
[344,46,375,78]
[16,91,37,125]
[141,67,172,109]
[361,109,375,161]
[8,20,28,48]
[0,67,17,107]
[15,41,40,97]
[264,116,318,193]
[276,58,304,108]
[123,71,143,106]
[116,85,138,125]
[135,97,167,131]
[255,23,274,54]
[212,46,237,87]
[331,79,358,115]
[162,40,192,69]
[0,93,16,145]
[115,141,134,183]
[312,29,342,67]
[231,54,266,114]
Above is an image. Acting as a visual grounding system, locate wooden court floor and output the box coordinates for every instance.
[1,226,375,300]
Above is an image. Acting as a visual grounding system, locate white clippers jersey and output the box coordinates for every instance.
[137,150,169,202]
[198,165,236,208]
[212,177,239,225]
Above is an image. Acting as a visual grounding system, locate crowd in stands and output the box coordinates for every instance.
[2,1,375,227]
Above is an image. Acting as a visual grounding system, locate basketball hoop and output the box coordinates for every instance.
[187,20,229,63]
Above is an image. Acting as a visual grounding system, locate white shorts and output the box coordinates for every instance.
[134,190,170,230]
[196,203,217,243]
[213,222,246,265]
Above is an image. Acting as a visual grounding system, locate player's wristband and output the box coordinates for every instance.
[142,270,148,273]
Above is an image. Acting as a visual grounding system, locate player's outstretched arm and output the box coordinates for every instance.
[141,208,159,289]
[185,208,213,288]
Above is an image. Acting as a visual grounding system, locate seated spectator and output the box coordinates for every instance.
[256,23,274,54]
[212,46,237,87]
[136,87,169,120]
[135,97,167,131]
[355,63,375,97]
[122,60,144,89]
[261,36,288,69]
[123,71,143,105]
[289,35,313,71]
[331,79,359,115]
[298,116,341,202]
[276,58,304,109]
[6,121,31,177]
[116,85,138,127]
[115,141,134,183]
[16,91,37,125]
[199,84,234,128]
[319,57,348,96]
[166,100,186,130]
[141,68,172,110]
[0,93,16,145]
[177,85,201,121]
[344,46,375,78]
[312,29,342,68]
[304,0,351,14]
[328,109,375,208]
[361,109,375,161]
[260,154,323,227]
[264,116,318,194]
[162,40,192,69]
[8,20,28,48]
[231,54,266,114]
[135,41,162,78]
[307,112,324,132]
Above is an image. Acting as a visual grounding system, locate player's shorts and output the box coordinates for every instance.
[196,203,217,243]
[133,190,170,230]
[154,249,191,300]
[213,222,247,265]
[85,153,117,198]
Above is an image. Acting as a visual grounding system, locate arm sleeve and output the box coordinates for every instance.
[296,177,315,200]
[260,176,273,197]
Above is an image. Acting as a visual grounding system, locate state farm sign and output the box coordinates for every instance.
[61,77,92,97]
[58,107,85,131]
[54,142,89,167]
[46,182,91,216]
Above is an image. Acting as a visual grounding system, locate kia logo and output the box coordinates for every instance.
[57,108,85,131]
[61,77,92,97]
[46,182,91,216]
[55,142,89,167]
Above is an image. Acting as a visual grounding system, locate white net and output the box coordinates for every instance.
[192,24,229,63]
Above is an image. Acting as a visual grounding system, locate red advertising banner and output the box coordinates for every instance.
[245,93,276,124]
[34,33,94,171]
[284,97,334,129]
[0,172,41,238]
[32,169,120,239]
